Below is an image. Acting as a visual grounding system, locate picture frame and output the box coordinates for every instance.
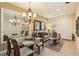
[34,20,41,31]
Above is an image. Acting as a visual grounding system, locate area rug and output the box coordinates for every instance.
[44,41,63,52]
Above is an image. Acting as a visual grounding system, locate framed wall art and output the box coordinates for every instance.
[34,20,41,31]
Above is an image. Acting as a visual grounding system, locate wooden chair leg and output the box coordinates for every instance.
[6,50,11,56]
[8,49,11,56]
[38,46,40,54]
[42,44,44,49]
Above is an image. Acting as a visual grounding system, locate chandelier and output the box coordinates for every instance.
[10,16,20,26]
[22,2,37,23]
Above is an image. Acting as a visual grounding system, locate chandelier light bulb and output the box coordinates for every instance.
[22,2,37,22]
[13,19,16,22]
[28,12,32,16]
[17,19,20,22]
[10,19,13,23]
[28,16,30,19]
[22,13,26,17]
[48,27,50,29]
[33,13,36,17]
[10,15,20,26]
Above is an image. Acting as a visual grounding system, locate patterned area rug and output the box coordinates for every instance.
[45,41,63,52]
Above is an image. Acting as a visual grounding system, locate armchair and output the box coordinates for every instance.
[52,31,61,44]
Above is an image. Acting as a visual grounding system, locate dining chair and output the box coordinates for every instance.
[3,35,12,56]
[35,37,44,54]
[56,33,61,44]
[36,42,44,54]
[3,35,24,56]
[11,39,34,56]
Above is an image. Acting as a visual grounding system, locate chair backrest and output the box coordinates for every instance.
[57,33,61,41]
[11,39,20,56]
[58,34,61,39]
[3,35,9,41]
[52,31,57,38]
[3,35,11,56]
[21,30,24,34]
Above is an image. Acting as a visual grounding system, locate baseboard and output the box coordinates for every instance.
[62,38,72,41]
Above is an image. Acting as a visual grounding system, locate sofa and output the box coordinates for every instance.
[32,31,49,43]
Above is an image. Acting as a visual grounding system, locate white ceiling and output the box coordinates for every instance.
[10,2,78,18]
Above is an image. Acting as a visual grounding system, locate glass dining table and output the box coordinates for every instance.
[9,35,36,49]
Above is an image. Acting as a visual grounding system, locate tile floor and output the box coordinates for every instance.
[0,40,79,56]
[39,40,79,56]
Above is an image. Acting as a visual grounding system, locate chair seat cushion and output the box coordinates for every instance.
[20,47,34,56]
[11,42,24,48]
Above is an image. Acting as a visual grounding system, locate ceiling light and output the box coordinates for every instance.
[56,8,60,12]
[44,13,47,15]
[60,13,62,16]
[28,12,32,16]
[22,2,37,23]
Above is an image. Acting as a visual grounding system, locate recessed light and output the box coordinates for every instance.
[60,13,62,16]
[56,8,60,12]
[44,13,47,15]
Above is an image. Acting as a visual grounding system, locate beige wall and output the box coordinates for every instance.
[0,8,1,41]
[0,2,26,13]
[48,14,75,40]
[48,3,79,52]
[74,4,79,52]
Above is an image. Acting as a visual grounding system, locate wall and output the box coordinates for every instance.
[0,2,26,13]
[74,4,79,52]
[48,14,74,40]
[0,8,1,41]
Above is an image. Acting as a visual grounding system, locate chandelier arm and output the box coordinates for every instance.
[29,2,31,8]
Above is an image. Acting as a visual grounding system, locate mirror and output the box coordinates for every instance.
[0,8,29,43]
[34,20,41,31]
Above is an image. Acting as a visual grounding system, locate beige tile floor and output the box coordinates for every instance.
[0,40,79,56]
[39,40,79,56]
